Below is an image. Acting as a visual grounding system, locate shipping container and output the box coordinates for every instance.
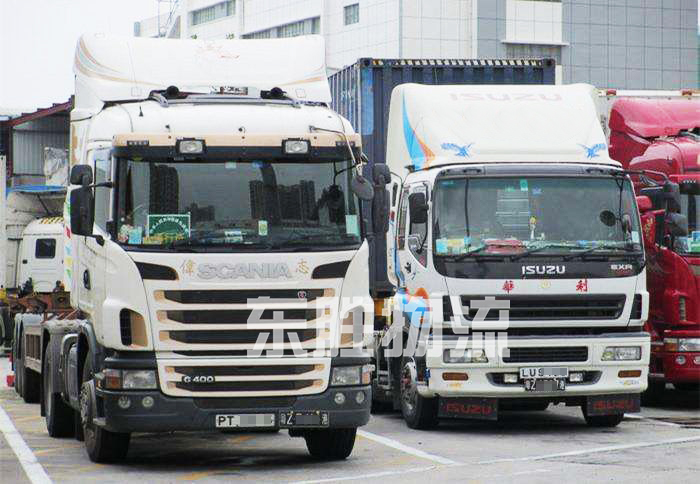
[329,58,557,297]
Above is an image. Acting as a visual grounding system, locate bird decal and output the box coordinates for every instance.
[441,142,474,158]
[579,143,607,159]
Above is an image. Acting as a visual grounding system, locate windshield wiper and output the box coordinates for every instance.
[448,243,517,262]
[563,244,641,261]
[509,243,581,261]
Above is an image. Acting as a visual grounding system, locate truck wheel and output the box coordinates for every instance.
[43,345,75,437]
[673,383,700,392]
[582,411,625,428]
[21,334,40,403]
[81,357,130,462]
[399,358,438,430]
[304,428,357,460]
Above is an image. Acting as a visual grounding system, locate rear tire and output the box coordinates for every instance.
[81,357,130,462]
[399,358,439,430]
[21,334,40,403]
[304,428,357,460]
[43,345,75,437]
[583,411,625,428]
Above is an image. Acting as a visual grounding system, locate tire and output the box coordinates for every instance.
[21,333,40,404]
[81,357,130,462]
[641,378,665,405]
[14,339,24,398]
[304,428,357,460]
[43,345,75,437]
[399,358,439,430]
[673,382,700,392]
[582,411,625,428]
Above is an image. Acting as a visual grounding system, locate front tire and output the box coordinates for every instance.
[43,345,75,437]
[81,357,130,462]
[304,428,357,460]
[399,358,438,429]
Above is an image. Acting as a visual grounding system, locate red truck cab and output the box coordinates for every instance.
[609,97,700,393]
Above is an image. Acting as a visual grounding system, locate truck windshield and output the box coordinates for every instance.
[115,159,361,251]
[433,176,642,257]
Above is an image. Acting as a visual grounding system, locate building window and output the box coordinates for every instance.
[191,1,235,26]
[506,44,562,65]
[35,239,56,259]
[344,3,359,25]
[243,17,320,40]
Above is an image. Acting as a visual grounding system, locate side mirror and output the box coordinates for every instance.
[409,192,428,225]
[70,165,93,186]
[351,174,374,201]
[70,187,95,236]
[636,195,652,213]
[666,212,688,237]
[663,181,681,213]
[372,163,391,234]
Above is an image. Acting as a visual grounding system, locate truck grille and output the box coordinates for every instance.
[162,289,326,304]
[159,360,329,397]
[502,346,589,363]
[455,295,626,321]
[163,309,318,324]
[168,329,318,345]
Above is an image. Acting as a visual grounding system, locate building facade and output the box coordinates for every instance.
[135,0,699,89]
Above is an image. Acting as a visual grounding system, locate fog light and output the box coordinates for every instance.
[676,355,687,365]
[503,373,519,384]
[334,392,346,405]
[141,396,155,409]
[569,372,584,383]
[355,391,365,404]
[117,396,131,410]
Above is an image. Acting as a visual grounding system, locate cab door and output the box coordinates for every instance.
[19,235,61,292]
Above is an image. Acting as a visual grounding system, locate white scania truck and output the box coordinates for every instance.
[371,84,682,429]
[13,34,388,462]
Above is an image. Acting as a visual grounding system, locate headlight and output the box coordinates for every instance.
[443,348,488,364]
[101,369,158,390]
[122,370,158,389]
[678,338,700,352]
[601,346,641,361]
[331,365,372,386]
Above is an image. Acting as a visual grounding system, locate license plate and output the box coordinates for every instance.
[519,367,569,379]
[215,414,275,428]
[279,411,329,428]
[524,378,566,392]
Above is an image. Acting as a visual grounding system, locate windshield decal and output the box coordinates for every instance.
[147,214,191,244]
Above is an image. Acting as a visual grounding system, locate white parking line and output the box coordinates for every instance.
[477,435,700,464]
[291,465,438,484]
[357,429,460,465]
[0,404,52,484]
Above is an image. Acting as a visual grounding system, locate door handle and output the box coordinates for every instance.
[83,270,91,290]
[22,259,27,264]
[404,262,412,273]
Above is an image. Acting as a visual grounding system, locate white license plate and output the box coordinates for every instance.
[215,414,275,428]
[519,367,569,379]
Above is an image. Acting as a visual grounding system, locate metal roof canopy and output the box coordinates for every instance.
[5,100,72,127]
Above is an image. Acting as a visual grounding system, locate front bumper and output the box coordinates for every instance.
[97,384,370,433]
[651,351,700,384]
[418,332,650,398]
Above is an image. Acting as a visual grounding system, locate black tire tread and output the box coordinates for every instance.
[305,428,357,460]
[43,345,75,438]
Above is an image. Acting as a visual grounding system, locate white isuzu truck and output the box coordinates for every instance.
[372,83,665,429]
[14,34,388,462]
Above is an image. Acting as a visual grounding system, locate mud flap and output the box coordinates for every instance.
[438,397,498,420]
[586,394,640,416]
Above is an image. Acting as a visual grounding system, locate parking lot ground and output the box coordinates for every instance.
[1,356,699,483]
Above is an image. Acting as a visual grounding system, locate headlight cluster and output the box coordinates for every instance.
[443,348,488,364]
[665,338,700,352]
[101,369,158,390]
[601,346,641,361]
[330,365,373,386]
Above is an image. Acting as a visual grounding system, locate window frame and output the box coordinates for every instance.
[35,238,57,259]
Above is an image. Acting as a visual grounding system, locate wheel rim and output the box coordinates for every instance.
[400,363,417,416]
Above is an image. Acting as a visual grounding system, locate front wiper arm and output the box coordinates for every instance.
[563,244,641,261]
[450,243,515,262]
[509,244,580,262]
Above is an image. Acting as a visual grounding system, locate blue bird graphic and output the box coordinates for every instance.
[441,142,474,158]
[579,143,607,159]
